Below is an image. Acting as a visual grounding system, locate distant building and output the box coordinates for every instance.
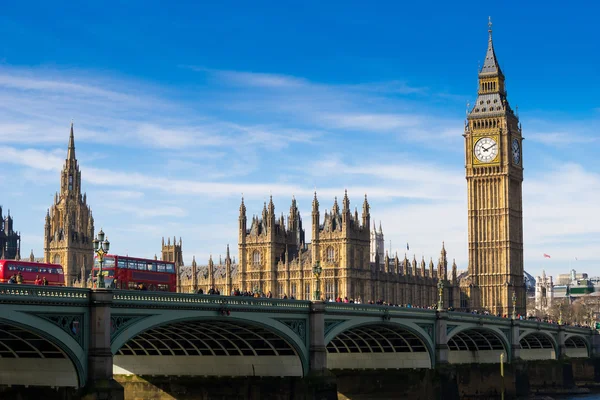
[0,207,21,260]
[370,222,384,263]
[535,270,553,314]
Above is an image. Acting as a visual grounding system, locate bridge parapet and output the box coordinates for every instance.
[112,291,311,312]
[0,285,90,304]
[324,303,436,318]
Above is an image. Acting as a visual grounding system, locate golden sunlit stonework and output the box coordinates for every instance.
[44,123,95,286]
[462,19,525,316]
[178,193,460,306]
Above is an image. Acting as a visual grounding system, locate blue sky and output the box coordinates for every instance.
[0,1,598,279]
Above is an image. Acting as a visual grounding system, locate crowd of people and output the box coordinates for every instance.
[194,287,594,328]
[6,272,49,285]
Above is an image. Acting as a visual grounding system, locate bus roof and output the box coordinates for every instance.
[98,254,175,264]
[0,259,63,269]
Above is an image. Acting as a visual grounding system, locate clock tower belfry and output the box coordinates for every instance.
[464,19,525,316]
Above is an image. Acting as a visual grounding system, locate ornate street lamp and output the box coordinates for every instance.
[93,228,110,289]
[312,262,322,301]
[558,303,563,326]
[437,280,444,311]
[511,291,517,320]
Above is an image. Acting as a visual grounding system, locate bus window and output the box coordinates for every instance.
[118,259,127,269]
[151,263,158,271]
[157,284,169,291]
[146,262,155,271]
[166,264,175,273]
[104,257,116,268]
[128,281,138,290]
[157,263,166,272]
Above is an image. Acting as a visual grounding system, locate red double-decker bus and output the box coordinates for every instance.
[93,254,176,292]
[0,260,65,286]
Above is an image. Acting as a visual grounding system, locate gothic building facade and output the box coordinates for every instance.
[44,123,95,285]
[178,193,460,308]
[0,207,21,260]
[462,20,526,315]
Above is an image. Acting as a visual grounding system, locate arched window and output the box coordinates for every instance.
[53,254,61,265]
[252,250,261,266]
[326,246,335,263]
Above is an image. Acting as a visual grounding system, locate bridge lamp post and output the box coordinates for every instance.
[511,291,517,320]
[312,262,322,301]
[558,303,563,326]
[93,229,110,289]
[437,280,444,311]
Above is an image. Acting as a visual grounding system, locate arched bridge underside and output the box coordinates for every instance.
[0,322,78,387]
[113,320,303,377]
[326,324,431,369]
[519,332,556,360]
[448,329,507,364]
[565,336,589,358]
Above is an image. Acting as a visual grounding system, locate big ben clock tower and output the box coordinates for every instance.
[464,19,525,316]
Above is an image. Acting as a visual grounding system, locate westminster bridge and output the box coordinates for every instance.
[0,286,598,399]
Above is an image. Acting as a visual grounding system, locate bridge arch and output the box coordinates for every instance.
[112,315,308,377]
[0,317,84,387]
[564,334,590,358]
[518,331,557,360]
[447,327,510,364]
[325,321,434,369]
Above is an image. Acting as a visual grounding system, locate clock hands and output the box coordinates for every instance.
[481,143,497,152]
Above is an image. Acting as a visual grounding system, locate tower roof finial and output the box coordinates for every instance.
[67,121,76,161]
[488,16,492,40]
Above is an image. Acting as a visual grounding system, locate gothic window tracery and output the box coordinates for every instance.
[252,250,261,266]
[326,246,335,263]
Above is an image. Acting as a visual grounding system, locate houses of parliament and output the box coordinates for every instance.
[6,20,525,315]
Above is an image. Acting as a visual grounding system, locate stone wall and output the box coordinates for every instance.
[113,375,337,400]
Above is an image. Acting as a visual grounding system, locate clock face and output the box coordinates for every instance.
[474,137,498,163]
[512,138,521,165]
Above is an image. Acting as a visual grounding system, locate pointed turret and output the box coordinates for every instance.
[480,17,502,76]
[30,249,35,262]
[452,259,458,284]
[67,121,76,161]
[268,195,275,216]
[429,257,435,278]
[342,189,350,213]
[362,194,370,228]
[332,196,339,215]
[192,255,197,268]
[239,196,246,216]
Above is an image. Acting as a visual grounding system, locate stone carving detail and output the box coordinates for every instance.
[417,323,434,341]
[446,324,458,335]
[110,314,152,342]
[324,319,347,337]
[34,313,84,346]
[276,318,306,343]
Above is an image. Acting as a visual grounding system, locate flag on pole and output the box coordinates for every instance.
[543,254,551,259]
[406,243,409,251]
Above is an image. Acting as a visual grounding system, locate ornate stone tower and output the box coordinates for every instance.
[0,207,21,260]
[161,236,183,267]
[238,196,305,294]
[311,191,371,299]
[44,123,94,285]
[464,19,525,315]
